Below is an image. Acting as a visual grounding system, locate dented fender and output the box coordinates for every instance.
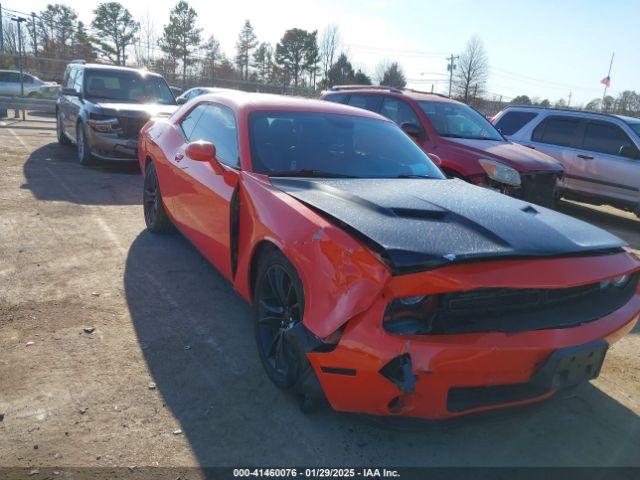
[233,172,391,338]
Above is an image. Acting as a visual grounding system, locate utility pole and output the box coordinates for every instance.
[567,91,572,108]
[447,54,458,98]
[0,3,4,52]
[31,12,37,55]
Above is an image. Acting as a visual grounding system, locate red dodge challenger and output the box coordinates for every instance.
[138,91,640,419]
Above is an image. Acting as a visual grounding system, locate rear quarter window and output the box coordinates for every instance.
[495,111,538,135]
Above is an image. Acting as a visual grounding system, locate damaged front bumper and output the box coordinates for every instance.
[306,251,640,419]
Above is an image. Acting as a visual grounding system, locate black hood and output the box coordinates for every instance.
[270,178,625,274]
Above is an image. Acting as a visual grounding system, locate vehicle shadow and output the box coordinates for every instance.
[124,230,640,468]
[22,142,141,206]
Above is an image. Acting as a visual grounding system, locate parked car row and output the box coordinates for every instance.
[52,60,640,420]
[0,70,60,98]
[492,106,640,216]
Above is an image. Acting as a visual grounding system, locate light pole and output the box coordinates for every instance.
[11,16,27,120]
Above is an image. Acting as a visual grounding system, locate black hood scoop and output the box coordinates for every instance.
[270,177,625,274]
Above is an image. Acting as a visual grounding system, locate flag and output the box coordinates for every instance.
[601,76,611,87]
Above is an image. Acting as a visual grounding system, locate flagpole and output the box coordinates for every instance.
[601,52,614,111]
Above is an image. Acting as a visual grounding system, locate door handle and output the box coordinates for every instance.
[174,153,184,162]
[577,154,594,160]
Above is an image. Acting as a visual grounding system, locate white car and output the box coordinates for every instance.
[493,106,640,216]
[0,70,60,98]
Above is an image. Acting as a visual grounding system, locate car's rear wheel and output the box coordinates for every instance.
[143,162,173,233]
[56,111,70,145]
[76,123,95,166]
[254,251,305,389]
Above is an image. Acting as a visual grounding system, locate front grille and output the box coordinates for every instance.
[519,172,558,208]
[118,115,150,138]
[429,273,638,334]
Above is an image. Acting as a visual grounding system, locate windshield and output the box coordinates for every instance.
[249,111,445,179]
[84,70,176,105]
[418,101,503,141]
[626,121,640,138]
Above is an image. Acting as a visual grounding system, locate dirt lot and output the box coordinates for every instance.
[1,117,639,472]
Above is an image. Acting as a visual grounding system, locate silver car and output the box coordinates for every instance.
[0,70,60,98]
[493,106,640,216]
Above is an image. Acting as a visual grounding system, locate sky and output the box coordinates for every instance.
[5,0,640,105]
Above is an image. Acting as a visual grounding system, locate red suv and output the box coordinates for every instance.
[321,86,563,207]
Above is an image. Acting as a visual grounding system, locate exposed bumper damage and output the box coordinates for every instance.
[304,252,640,419]
[237,174,640,419]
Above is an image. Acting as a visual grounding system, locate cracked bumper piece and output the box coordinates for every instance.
[306,252,640,419]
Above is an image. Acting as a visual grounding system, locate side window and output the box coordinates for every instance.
[0,72,8,81]
[179,104,208,140]
[23,75,35,84]
[583,122,634,156]
[380,97,420,126]
[73,69,83,93]
[189,104,239,167]
[495,111,538,135]
[65,68,77,89]
[7,72,21,82]
[347,94,382,112]
[532,116,580,147]
[323,93,348,104]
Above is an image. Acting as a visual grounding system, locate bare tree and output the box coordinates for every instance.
[454,35,489,103]
[374,59,392,85]
[319,24,341,83]
[134,12,157,68]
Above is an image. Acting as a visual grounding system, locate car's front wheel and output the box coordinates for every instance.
[254,250,306,389]
[143,162,173,233]
[76,123,95,166]
[56,111,70,145]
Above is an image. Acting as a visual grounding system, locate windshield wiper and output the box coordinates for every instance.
[441,133,498,140]
[396,174,433,179]
[268,169,355,178]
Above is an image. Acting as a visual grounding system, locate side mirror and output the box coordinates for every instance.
[185,141,224,174]
[61,87,80,97]
[428,153,443,167]
[401,122,425,140]
[176,97,187,105]
[619,145,640,160]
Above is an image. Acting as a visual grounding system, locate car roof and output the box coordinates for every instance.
[323,86,460,104]
[501,104,636,123]
[75,63,163,77]
[196,91,390,120]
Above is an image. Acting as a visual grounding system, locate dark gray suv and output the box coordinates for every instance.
[56,62,177,165]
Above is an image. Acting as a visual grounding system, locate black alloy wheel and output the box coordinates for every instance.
[143,162,173,233]
[255,251,305,389]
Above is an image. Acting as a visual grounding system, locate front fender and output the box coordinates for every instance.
[234,173,391,339]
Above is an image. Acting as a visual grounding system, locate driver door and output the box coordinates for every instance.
[171,102,240,278]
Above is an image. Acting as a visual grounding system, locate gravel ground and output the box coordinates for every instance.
[1,117,639,474]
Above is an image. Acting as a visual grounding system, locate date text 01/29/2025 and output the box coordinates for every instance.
[232,468,401,478]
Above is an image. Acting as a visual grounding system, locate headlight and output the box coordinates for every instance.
[601,274,631,290]
[88,114,119,133]
[383,295,438,335]
[478,159,521,186]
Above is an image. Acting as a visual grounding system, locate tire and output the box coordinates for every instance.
[143,162,173,233]
[76,122,95,166]
[56,111,71,145]
[254,250,306,389]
